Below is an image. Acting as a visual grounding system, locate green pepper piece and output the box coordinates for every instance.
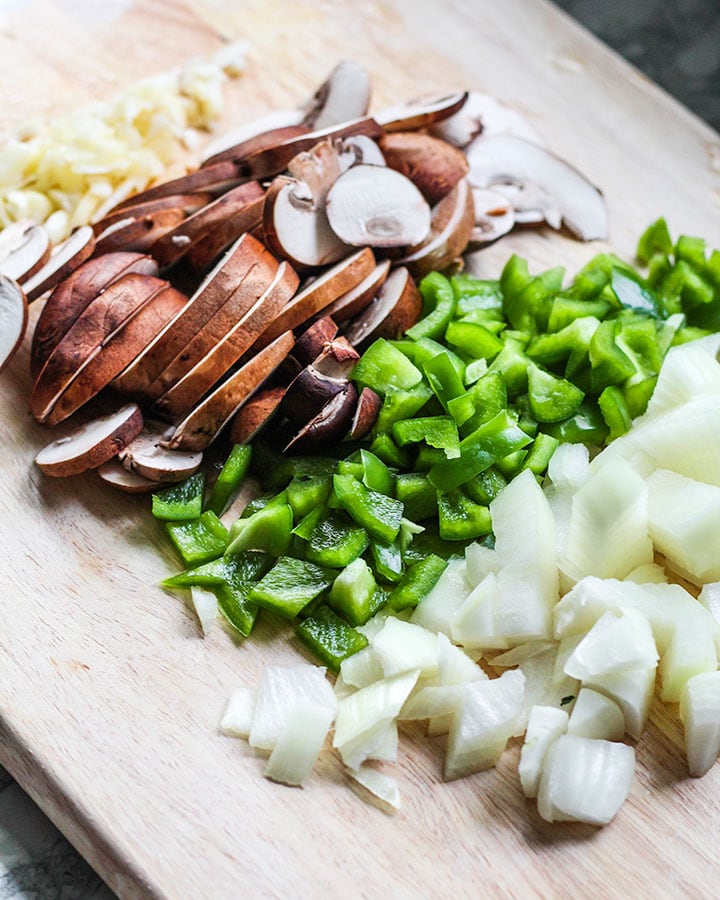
[437,491,492,540]
[487,341,530,398]
[226,503,293,556]
[542,400,609,445]
[352,338,423,396]
[636,217,673,264]
[675,234,707,270]
[165,511,229,566]
[656,313,685,357]
[428,410,532,491]
[444,320,504,360]
[598,385,633,442]
[295,606,369,672]
[647,252,672,289]
[464,358,489,386]
[414,445,448,472]
[262,456,337,491]
[610,268,666,319]
[546,296,611,332]
[662,261,714,313]
[306,513,370,568]
[327,557,377,626]
[402,526,471,562]
[672,325,713,346]
[451,274,503,313]
[240,489,288,518]
[332,474,404,544]
[624,376,657,418]
[522,433,560,476]
[285,475,333,522]
[292,504,327,541]
[368,433,412,468]
[391,416,460,459]
[423,351,467,411]
[494,449,528,479]
[162,549,270,590]
[389,554,448,611]
[395,473,438,521]
[527,363,584,423]
[406,272,457,340]
[370,539,404,583]
[249,557,335,618]
[457,309,506,332]
[392,337,466,381]
[463,467,507,505]
[460,372,508,434]
[526,317,600,372]
[359,449,394,496]
[205,444,252,516]
[374,382,434,433]
[614,317,662,383]
[215,582,259,637]
[588,320,636,391]
[152,472,205,521]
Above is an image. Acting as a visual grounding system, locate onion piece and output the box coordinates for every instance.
[264,700,334,787]
[190,586,218,637]
[220,686,257,739]
[537,734,635,826]
[566,688,625,741]
[679,672,720,777]
[410,557,470,636]
[371,618,439,678]
[518,705,569,799]
[347,765,401,811]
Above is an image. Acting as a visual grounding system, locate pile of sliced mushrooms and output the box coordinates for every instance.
[0,61,608,489]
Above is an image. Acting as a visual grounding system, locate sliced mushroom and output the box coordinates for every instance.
[395,177,475,278]
[22,225,96,302]
[0,224,51,284]
[292,317,339,366]
[281,339,359,425]
[468,188,516,247]
[325,165,431,248]
[200,109,307,166]
[465,134,608,241]
[263,174,349,269]
[349,387,382,441]
[154,261,298,421]
[110,159,247,209]
[30,251,159,378]
[0,276,28,374]
[284,382,358,454]
[336,134,386,169]
[253,247,375,349]
[119,420,203,482]
[228,385,287,445]
[320,259,390,323]
[92,193,213,235]
[93,209,186,255]
[185,194,265,273]
[429,91,544,148]
[150,181,265,270]
[97,459,158,493]
[374,92,468,132]
[146,241,281,400]
[492,181,561,228]
[46,283,188,426]
[35,403,144,477]
[343,266,422,347]
[30,274,169,423]
[303,60,371,131]
[378,132,469,204]
[167,331,295,452]
[113,233,265,397]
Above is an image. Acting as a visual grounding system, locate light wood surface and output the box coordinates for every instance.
[2,1,720,897]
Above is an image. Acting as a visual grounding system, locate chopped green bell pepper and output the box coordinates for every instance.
[389,553,448,611]
[333,474,404,544]
[152,472,205,521]
[295,605,368,672]
[406,272,457,341]
[205,444,251,516]
[306,513,369,568]
[527,363,584,423]
[327,557,377,626]
[165,510,229,566]
[249,557,335,618]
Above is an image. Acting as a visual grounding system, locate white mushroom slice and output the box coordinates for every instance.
[0,224,51,284]
[263,175,350,268]
[304,60,372,131]
[0,275,28,374]
[429,91,544,148]
[336,134,386,170]
[469,188,516,245]
[22,225,96,302]
[200,109,306,164]
[375,92,468,132]
[286,140,345,205]
[465,134,608,241]
[325,165,431,248]
[119,420,202,481]
[97,459,158,493]
[35,403,144,477]
[492,181,562,228]
[395,178,475,277]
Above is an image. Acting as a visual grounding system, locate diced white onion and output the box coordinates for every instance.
[679,671,720,777]
[566,688,625,741]
[410,558,470,636]
[347,765,402,810]
[518,705,569,798]
[219,686,256,738]
[190,586,217,636]
[264,700,334,787]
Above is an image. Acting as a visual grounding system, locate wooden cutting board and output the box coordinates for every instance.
[2,1,720,897]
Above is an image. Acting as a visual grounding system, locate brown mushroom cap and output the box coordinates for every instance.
[284,382,358,454]
[379,132,469,205]
[0,276,28,375]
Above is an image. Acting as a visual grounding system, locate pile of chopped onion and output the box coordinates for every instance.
[0,42,247,242]
[220,334,720,825]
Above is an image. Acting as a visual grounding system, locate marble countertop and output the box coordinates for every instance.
[1,1,718,898]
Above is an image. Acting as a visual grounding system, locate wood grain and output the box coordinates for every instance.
[2,1,720,898]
